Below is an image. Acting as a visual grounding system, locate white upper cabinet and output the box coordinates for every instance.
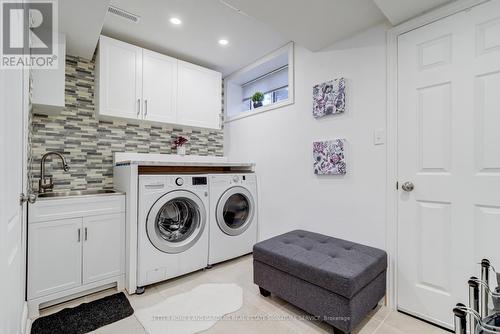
[96,35,142,120]
[32,34,67,115]
[177,61,222,129]
[142,50,178,124]
[96,36,221,129]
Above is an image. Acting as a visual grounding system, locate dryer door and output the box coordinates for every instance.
[147,190,207,254]
[216,186,255,236]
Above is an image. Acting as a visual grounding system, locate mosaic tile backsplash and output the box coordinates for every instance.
[29,55,224,191]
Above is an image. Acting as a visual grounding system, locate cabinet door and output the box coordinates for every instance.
[177,60,222,129]
[97,35,142,120]
[143,49,178,123]
[28,218,82,299]
[32,33,66,114]
[83,213,124,284]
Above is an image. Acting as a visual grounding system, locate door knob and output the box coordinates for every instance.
[401,182,415,192]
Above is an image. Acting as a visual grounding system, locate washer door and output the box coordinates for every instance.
[147,190,206,254]
[216,186,255,236]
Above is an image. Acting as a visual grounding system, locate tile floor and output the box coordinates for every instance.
[38,255,450,334]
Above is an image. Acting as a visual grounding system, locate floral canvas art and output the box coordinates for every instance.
[313,139,346,175]
[312,77,345,118]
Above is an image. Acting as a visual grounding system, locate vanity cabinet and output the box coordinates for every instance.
[27,194,125,317]
[96,35,221,129]
[83,213,124,284]
[28,218,82,298]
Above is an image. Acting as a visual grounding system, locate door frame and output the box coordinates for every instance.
[385,0,489,310]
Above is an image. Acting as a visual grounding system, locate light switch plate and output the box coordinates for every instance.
[374,128,385,145]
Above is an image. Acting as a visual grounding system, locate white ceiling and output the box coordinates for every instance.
[101,0,288,76]
[374,0,454,25]
[59,0,111,59]
[59,0,457,75]
[222,0,388,52]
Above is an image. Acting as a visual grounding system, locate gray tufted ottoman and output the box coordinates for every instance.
[253,230,387,334]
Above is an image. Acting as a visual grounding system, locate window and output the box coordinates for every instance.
[242,84,289,111]
[224,43,294,121]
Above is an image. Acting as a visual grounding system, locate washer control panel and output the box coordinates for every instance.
[192,177,207,185]
[175,177,184,186]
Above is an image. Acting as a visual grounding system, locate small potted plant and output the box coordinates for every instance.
[252,91,264,108]
[173,136,188,155]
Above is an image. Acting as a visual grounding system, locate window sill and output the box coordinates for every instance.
[224,98,294,123]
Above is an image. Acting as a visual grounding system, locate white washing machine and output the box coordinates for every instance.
[138,175,209,288]
[208,173,258,265]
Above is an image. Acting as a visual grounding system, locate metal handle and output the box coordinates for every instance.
[137,98,141,116]
[20,192,37,205]
[453,304,467,334]
[77,228,81,242]
[84,227,88,241]
[481,259,490,318]
[144,99,148,117]
[401,181,415,192]
[468,277,479,334]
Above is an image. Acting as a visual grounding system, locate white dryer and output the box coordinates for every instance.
[208,173,258,265]
[138,175,209,289]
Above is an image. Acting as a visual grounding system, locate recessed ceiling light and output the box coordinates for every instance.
[170,17,182,25]
[218,39,229,46]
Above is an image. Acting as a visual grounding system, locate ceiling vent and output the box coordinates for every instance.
[107,5,140,23]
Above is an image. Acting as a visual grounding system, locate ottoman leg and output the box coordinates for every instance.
[259,287,271,297]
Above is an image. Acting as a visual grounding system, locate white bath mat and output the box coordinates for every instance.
[136,283,243,334]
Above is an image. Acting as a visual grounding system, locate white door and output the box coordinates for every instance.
[27,219,83,299]
[97,35,142,120]
[142,50,178,123]
[0,7,28,334]
[177,60,221,129]
[397,1,500,328]
[83,213,124,284]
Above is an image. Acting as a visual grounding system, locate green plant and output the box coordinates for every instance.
[251,91,264,102]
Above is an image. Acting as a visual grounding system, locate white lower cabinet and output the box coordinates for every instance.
[28,218,82,299]
[27,194,125,317]
[83,213,124,284]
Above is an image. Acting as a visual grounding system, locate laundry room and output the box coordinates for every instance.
[1,0,500,334]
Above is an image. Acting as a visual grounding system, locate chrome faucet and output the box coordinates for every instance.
[39,152,70,193]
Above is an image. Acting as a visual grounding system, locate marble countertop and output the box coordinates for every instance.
[115,160,255,167]
[113,152,255,168]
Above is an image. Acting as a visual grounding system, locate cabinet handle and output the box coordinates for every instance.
[77,228,81,242]
[84,227,88,241]
[144,99,148,117]
[137,98,141,117]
